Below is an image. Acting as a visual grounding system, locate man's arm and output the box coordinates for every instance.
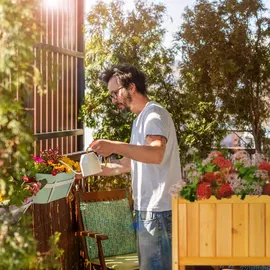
[90,135,167,164]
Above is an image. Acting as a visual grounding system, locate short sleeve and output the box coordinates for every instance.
[144,107,169,140]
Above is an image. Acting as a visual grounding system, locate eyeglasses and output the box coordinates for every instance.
[109,86,124,99]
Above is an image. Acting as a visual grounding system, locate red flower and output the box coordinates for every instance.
[263,184,270,195]
[217,183,233,198]
[196,182,212,200]
[51,169,58,176]
[203,172,216,183]
[258,162,270,172]
[212,156,232,170]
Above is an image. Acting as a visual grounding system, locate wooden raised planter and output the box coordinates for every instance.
[172,195,270,269]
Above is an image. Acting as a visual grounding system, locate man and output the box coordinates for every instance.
[90,64,181,270]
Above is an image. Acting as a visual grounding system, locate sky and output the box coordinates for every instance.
[84,0,270,47]
[83,0,193,145]
[84,0,196,47]
[83,0,270,147]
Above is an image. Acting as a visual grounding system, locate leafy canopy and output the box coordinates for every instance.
[175,0,270,153]
[0,1,62,268]
[80,0,180,143]
[81,0,229,164]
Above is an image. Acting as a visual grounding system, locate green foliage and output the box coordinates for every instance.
[0,216,63,270]
[80,0,229,165]
[0,1,39,264]
[80,0,180,144]
[0,1,62,268]
[175,0,270,153]
[0,214,37,269]
[34,232,64,270]
[180,101,227,162]
[180,181,198,202]
[0,0,39,203]
[87,174,132,192]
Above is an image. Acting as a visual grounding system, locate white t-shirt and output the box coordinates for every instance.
[130,101,182,211]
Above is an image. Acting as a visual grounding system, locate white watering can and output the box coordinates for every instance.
[79,147,102,177]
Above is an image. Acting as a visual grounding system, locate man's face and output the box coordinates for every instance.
[108,76,132,112]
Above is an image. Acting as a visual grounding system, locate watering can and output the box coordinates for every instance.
[79,147,102,177]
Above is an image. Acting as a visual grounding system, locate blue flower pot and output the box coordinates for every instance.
[33,172,75,204]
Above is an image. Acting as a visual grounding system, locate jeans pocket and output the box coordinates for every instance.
[139,211,157,221]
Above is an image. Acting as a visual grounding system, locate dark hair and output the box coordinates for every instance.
[100,64,147,95]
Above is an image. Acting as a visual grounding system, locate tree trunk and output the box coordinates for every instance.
[252,124,262,153]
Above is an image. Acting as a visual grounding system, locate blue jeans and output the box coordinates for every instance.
[135,210,172,270]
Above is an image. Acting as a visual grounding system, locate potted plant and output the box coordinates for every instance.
[30,148,81,204]
[170,150,270,269]
[0,170,46,219]
[171,150,270,201]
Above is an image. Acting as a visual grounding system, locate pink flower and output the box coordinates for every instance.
[22,175,36,183]
[22,175,30,182]
[27,182,42,195]
[33,156,45,163]
[25,181,42,195]
[208,151,223,158]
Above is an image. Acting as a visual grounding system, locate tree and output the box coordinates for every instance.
[175,0,270,153]
[81,0,180,141]
[80,0,229,164]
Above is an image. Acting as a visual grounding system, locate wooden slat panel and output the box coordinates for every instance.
[180,257,270,265]
[172,197,179,270]
[187,204,199,256]
[266,204,270,257]
[249,203,265,256]
[200,204,216,257]
[216,204,232,256]
[178,204,187,257]
[178,195,270,204]
[232,203,248,257]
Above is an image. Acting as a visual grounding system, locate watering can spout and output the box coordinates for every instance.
[79,147,102,177]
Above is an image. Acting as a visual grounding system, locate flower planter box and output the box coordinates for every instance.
[33,172,75,204]
[172,195,270,270]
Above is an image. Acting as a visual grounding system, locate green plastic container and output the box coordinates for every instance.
[33,172,75,204]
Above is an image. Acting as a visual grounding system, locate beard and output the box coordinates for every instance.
[115,92,132,113]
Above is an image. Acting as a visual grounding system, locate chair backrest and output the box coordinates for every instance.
[75,189,137,260]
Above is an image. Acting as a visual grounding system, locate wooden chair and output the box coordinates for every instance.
[75,189,139,270]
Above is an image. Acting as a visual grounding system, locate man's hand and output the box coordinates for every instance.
[90,135,167,164]
[90,139,116,157]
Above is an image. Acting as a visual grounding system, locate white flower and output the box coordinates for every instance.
[191,171,202,179]
[255,170,269,181]
[231,150,251,165]
[251,152,266,166]
[202,157,212,166]
[183,163,196,171]
[169,181,187,198]
[186,147,198,156]
[226,173,239,183]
